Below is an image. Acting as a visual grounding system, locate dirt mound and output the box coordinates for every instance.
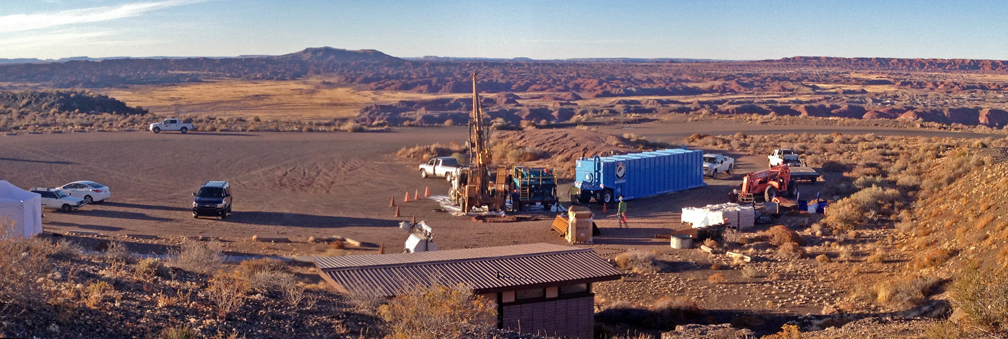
[491,129,645,178]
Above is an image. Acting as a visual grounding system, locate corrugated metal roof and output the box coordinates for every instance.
[315,243,621,297]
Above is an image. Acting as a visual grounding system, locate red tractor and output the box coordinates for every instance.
[737,164,797,203]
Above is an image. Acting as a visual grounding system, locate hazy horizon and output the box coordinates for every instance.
[3,0,1007,61]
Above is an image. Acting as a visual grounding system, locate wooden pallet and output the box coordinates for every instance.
[551,215,569,236]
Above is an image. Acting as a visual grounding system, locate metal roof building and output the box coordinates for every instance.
[315,243,621,339]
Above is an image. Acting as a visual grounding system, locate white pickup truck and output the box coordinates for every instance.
[769,149,801,167]
[150,118,193,134]
[419,157,461,182]
[703,153,734,179]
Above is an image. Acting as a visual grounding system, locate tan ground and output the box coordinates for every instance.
[100,77,470,121]
[0,120,991,325]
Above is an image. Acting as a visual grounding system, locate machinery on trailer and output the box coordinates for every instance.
[737,164,798,203]
[449,73,511,213]
[511,166,557,211]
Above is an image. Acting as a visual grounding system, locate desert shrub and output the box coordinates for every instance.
[85,280,116,308]
[158,325,199,339]
[341,122,364,132]
[0,217,50,311]
[821,185,902,232]
[909,248,953,270]
[238,257,286,276]
[48,239,84,260]
[171,239,223,274]
[741,266,760,278]
[815,254,831,264]
[490,142,544,164]
[104,241,134,263]
[207,269,251,317]
[866,249,886,264]
[768,225,804,246]
[776,242,805,260]
[703,238,720,249]
[923,320,964,339]
[950,261,1008,333]
[875,275,940,309]
[396,143,460,161]
[708,273,727,284]
[135,257,169,282]
[614,250,659,273]
[762,324,802,339]
[378,283,495,339]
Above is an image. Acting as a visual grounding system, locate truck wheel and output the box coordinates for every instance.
[152,127,160,134]
[193,212,198,218]
[83,195,93,204]
[61,204,72,212]
[220,210,228,220]
[712,169,718,179]
[764,187,778,202]
[420,169,428,178]
[601,190,613,204]
[577,191,591,204]
[727,165,733,175]
[180,127,188,134]
[445,173,453,182]
[787,180,798,198]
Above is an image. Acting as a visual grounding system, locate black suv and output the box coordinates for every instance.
[192,181,232,219]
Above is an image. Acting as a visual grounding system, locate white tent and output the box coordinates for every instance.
[0,180,43,239]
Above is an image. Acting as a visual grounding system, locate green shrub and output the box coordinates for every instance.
[950,261,1008,333]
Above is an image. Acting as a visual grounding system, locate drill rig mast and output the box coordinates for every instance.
[449,73,511,213]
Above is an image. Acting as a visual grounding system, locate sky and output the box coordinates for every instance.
[1,0,1007,60]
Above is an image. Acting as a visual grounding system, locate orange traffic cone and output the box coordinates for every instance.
[414,189,419,200]
[424,186,429,197]
[378,243,385,254]
[602,202,607,214]
[404,191,410,202]
[394,205,400,217]
[390,197,395,207]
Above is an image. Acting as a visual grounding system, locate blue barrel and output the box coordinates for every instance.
[797,200,808,212]
[816,201,828,214]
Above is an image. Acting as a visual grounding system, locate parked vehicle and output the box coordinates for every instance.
[30,188,86,212]
[768,149,801,167]
[570,149,705,204]
[192,181,232,219]
[150,118,193,134]
[702,154,734,179]
[419,156,462,182]
[58,181,110,204]
[511,166,557,211]
[766,149,819,183]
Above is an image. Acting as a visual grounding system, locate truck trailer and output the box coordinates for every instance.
[570,149,706,203]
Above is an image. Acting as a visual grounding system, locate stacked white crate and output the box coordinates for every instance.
[681,203,755,230]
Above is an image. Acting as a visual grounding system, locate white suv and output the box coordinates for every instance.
[30,188,86,212]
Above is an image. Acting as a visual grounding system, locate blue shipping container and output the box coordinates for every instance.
[571,148,705,203]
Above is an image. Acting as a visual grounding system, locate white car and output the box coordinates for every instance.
[58,181,111,204]
[30,188,86,212]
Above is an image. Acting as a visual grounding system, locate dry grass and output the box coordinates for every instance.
[85,280,116,308]
[171,239,223,274]
[950,261,1008,333]
[207,269,251,317]
[875,276,940,309]
[134,257,169,282]
[103,78,466,121]
[378,283,495,339]
[614,250,659,274]
[0,216,50,311]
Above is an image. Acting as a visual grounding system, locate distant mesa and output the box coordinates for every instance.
[280,47,402,63]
